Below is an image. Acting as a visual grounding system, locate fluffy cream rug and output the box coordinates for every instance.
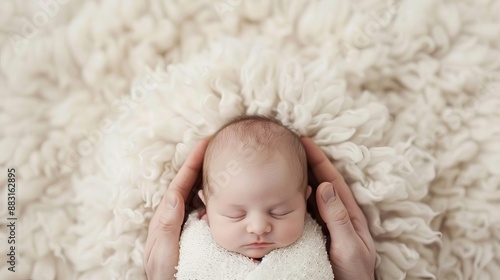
[1,0,499,279]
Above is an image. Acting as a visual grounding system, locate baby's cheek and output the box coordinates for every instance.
[207,218,239,250]
[278,218,305,245]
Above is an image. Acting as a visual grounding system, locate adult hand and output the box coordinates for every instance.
[301,137,377,280]
[143,139,209,280]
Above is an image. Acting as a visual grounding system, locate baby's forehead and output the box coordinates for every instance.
[207,139,295,170]
[206,122,295,160]
[210,121,288,147]
[202,116,307,195]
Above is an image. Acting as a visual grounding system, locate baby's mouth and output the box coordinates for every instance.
[246,242,272,248]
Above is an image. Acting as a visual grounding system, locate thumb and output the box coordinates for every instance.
[316,182,357,248]
[158,191,185,233]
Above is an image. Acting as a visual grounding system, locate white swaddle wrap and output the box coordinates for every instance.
[176,211,334,280]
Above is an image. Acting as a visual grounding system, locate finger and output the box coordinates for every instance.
[158,191,185,233]
[148,189,183,237]
[150,138,209,235]
[169,138,210,201]
[144,191,185,279]
[317,182,375,257]
[302,137,373,251]
[316,182,359,249]
[301,137,366,225]
[153,193,185,279]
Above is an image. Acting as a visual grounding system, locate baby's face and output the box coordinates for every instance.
[200,151,311,259]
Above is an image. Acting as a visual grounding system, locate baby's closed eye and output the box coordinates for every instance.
[224,214,245,220]
[270,210,294,218]
[221,210,295,220]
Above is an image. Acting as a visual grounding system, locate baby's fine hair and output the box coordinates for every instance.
[202,114,308,196]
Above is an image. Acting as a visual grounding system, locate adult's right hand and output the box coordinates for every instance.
[143,139,209,280]
[301,137,377,280]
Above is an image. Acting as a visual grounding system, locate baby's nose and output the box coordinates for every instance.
[246,216,271,235]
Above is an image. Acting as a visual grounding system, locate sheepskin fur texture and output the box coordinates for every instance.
[1,0,499,279]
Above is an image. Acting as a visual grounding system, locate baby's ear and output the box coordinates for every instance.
[198,190,207,205]
[306,185,312,200]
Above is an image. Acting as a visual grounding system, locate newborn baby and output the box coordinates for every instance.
[198,115,312,261]
[176,115,334,279]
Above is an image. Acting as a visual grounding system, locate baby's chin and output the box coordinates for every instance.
[238,247,275,259]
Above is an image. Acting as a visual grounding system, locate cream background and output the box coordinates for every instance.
[1,0,499,279]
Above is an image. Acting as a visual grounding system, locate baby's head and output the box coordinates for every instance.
[198,115,312,259]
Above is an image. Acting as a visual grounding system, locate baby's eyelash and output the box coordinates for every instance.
[270,210,293,217]
[224,214,245,219]
[222,210,294,220]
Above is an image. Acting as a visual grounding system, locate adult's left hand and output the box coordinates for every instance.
[301,137,377,280]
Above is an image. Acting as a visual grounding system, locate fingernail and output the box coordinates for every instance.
[321,183,336,203]
[166,192,178,209]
